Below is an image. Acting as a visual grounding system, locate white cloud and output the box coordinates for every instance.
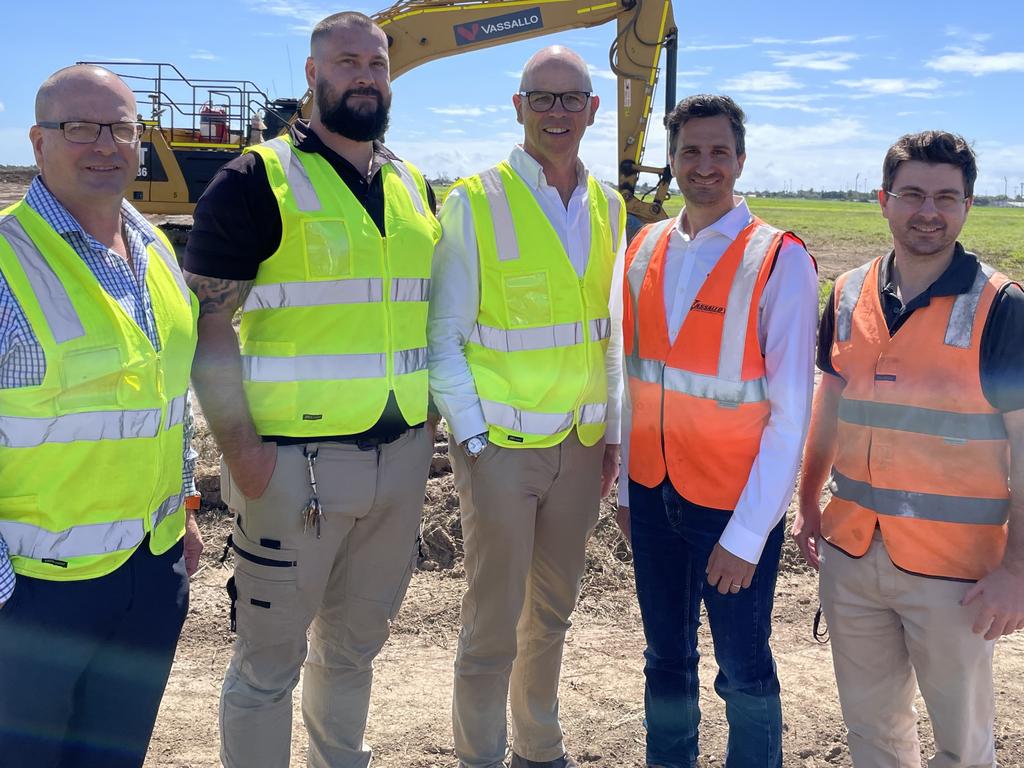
[190,50,219,61]
[682,43,751,52]
[0,101,5,113]
[677,66,712,77]
[926,49,1024,75]
[587,65,617,82]
[736,94,838,115]
[834,77,943,99]
[944,26,992,43]
[769,51,859,71]
[82,55,145,63]
[753,34,855,46]
[429,105,503,118]
[244,0,350,32]
[720,71,803,92]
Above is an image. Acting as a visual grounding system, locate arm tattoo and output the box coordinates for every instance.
[184,271,254,317]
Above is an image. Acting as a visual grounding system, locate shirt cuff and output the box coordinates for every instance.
[718,516,771,565]
[448,403,489,445]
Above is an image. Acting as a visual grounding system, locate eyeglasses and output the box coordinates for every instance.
[518,90,592,113]
[885,189,968,211]
[37,121,145,145]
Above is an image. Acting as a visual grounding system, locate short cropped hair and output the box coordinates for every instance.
[882,131,977,197]
[311,12,383,54]
[666,94,746,156]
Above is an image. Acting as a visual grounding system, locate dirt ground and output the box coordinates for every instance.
[1,171,1020,766]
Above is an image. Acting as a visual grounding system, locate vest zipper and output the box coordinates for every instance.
[574,275,592,431]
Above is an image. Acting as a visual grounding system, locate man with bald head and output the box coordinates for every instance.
[184,10,439,768]
[0,64,200,766]
[429,45,626,768]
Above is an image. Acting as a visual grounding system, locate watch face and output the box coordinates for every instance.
[468,436,486,456]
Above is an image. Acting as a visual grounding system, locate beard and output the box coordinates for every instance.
[316,80,391,142]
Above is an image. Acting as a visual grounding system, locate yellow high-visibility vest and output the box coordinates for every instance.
[242,135,440,437]
[460,161,624,448]
[0,200,198,580]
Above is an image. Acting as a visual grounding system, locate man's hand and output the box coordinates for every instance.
[706,542,756,595]
[184,511,204,577]
[616,505,631,543]
[791,502,822,571]
[226,441,278,500]
[963,565,1024,640]
[600,444,621,498]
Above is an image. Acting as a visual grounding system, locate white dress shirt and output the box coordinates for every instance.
[428,146,626,445]
[619,197,818,564]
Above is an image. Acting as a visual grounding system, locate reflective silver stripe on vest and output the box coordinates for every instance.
[264,137,321,212]
[839,397,1007,442]
[599,182,622,251]
[0,409,163,448]
[626,354,662,383]
[165,393,187,431]
[718,224,777,381]
[0,518,145,561]
[836,262,871,343]
[579,402,607,425]
[590,317,611,342]
[665,366,767,406]
[479,167,519,262]
[390,159,426,218]
[395,347,428,375]
[482,399,574,435]
[830,470,1009,526]
[242,353,386,382]
[470,321,584,352]
[391,277,431,302]
[150,236,191,305]
[0,214,85,343]
[469,317,609,353]
[151,489,186,529]
[945,262,995,348]
[244,278,384,311]
[625,219,675,347]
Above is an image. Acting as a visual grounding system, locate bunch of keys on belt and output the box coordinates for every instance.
[301,446,324,538]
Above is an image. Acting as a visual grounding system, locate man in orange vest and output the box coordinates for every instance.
[794,131,1024,766]
[618,94,818,767]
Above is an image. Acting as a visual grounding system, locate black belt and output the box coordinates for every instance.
[335,428,411,451]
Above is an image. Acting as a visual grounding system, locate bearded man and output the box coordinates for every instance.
[183,12,439,768]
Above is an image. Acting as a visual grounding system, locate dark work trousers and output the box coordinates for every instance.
[0,536,188,768]
[629,479,784,768]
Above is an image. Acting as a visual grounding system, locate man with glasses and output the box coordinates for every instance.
[794,130,1024,765]
[0,64,200,767]
[428,45,625,768]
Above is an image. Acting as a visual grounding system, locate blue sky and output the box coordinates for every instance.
[2,1,1022,195]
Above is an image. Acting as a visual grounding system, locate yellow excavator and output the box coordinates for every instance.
[85,0,677,229]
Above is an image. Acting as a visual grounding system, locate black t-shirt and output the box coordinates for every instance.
[184,122,437,442]
[817,243,1024,412]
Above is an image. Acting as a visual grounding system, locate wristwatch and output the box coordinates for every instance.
[462,433,488,458]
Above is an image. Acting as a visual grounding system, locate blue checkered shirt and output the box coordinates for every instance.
[0,178,197,603]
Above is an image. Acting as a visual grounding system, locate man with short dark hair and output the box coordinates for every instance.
[618,93,818,767]
[184,11,439,768]
[0,64,201,768]
[794,130,1024,766]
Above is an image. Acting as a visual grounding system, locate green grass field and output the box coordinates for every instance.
[432,183,1024,282]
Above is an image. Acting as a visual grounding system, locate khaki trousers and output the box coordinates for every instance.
[450,432,604,768]
[819,535,996,768]
[219,427,433,768]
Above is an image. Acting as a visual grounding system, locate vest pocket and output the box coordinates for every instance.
[502,271,552,327]
[303,219,351,278]
[56,345,126,410]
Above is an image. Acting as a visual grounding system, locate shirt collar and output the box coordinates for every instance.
[291,120,397,177]
[508,145,588,193]
[26,175,155,246]
[675,196,751,241]
[879,242,978,302]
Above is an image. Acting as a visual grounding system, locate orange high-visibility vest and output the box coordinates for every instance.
[823,256,1014,581]
[624,215,803,510]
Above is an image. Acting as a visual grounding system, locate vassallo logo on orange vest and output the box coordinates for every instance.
[689,300,725,314]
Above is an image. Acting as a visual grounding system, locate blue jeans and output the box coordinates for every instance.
[630,479,784,768]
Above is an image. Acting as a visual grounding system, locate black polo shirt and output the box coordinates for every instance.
[184,121,437,442]
[817,243,1024,412]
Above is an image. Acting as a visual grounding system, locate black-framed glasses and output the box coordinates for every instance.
[885,189,968,211]
[518,90,592,113]
[37,121,145,145]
